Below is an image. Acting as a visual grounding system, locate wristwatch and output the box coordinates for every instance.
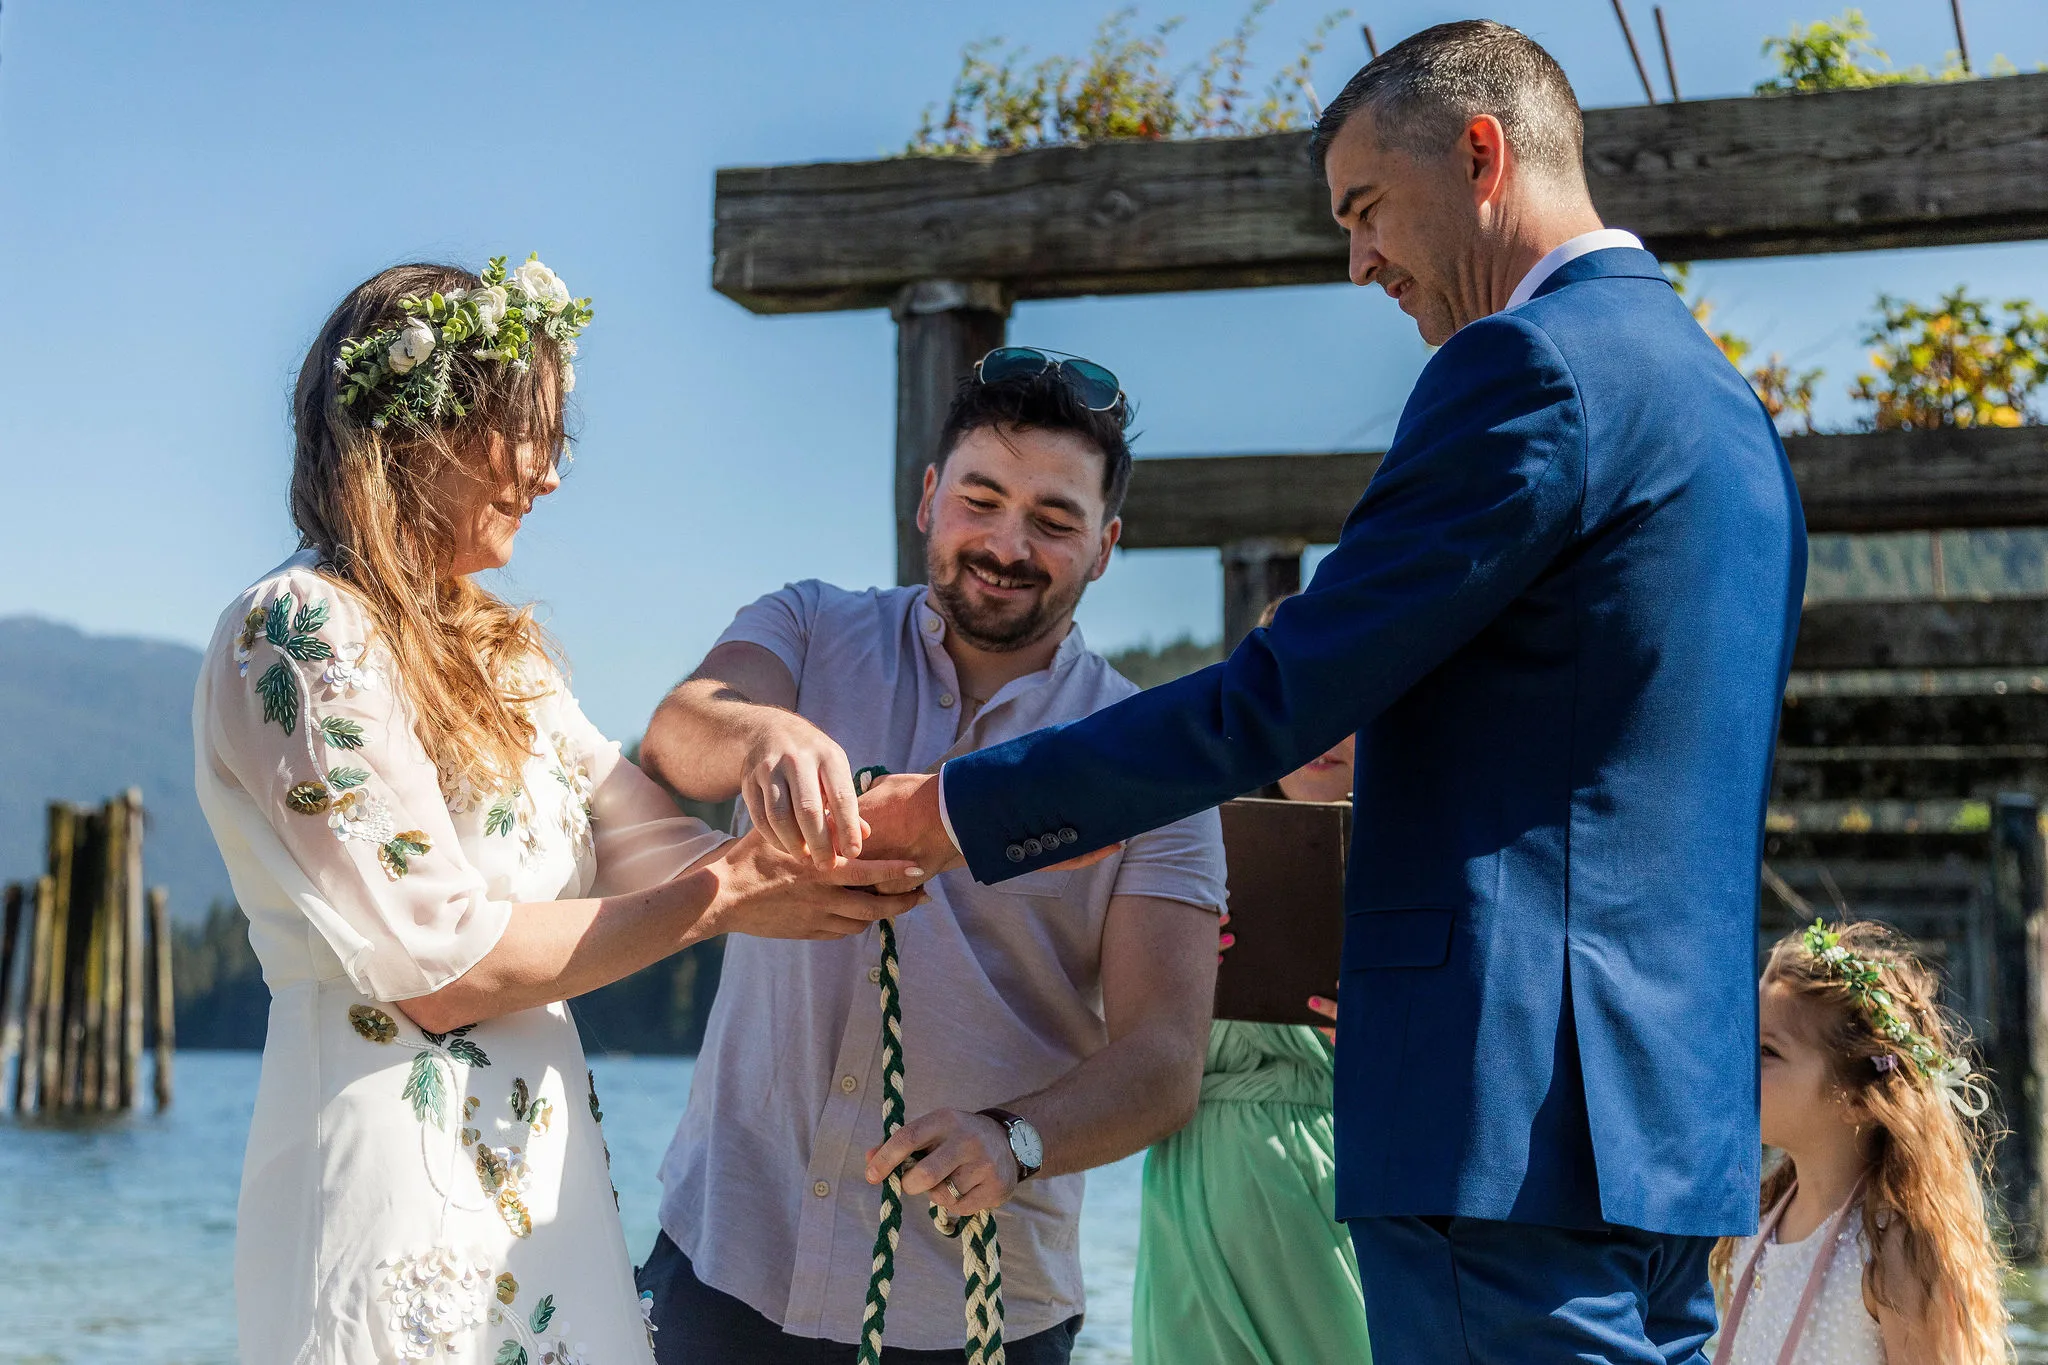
[977,1107,1044,1182]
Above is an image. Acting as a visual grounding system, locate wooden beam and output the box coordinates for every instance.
[892,281,1008,586]
[713,73,2048,314]
[1794,597,2048,672]
[1115,426,2048,550]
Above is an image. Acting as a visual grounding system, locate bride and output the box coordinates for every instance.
[194,257,924,1364]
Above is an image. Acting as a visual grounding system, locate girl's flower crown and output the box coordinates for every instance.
[1801,919,1990,1117]
[335,254,592,431]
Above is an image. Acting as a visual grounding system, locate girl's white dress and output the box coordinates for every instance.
[195,552,726,1365]
[1722,1204,1885,1365]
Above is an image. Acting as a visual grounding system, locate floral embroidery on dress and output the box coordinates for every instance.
[485,790,520,838]
[233,607,268,677]
[550,733,595,857]
[378,829,434,879]
[460,1077,553,1238]
[489,1278,587,1365]
[377,1245,492,1360]
[322,640,384,698]
[350,1005,492,1130]
[350,1004,399,1044]
[248,592,334,736]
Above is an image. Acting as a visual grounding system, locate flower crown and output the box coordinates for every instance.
[1800,920,1989,1117]
[335,254,592,431]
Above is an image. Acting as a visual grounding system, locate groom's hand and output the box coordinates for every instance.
[864,1108,1019,1218]
[854,773,966,878]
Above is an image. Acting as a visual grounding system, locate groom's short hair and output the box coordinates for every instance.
[936,365,1136,521]
[1310,20,1585,181]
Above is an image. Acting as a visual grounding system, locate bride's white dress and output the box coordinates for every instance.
[195,551,725,1364]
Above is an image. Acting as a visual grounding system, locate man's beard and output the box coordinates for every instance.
[926,546,1084,653]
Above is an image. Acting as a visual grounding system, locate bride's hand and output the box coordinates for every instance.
[697,829,925,941]
[739,710,862,868]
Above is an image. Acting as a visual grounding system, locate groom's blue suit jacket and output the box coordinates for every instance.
[942,247,1806,1238]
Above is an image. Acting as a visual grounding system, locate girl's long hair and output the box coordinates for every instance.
[1712,921,2011,1363]
[290,263,568,794]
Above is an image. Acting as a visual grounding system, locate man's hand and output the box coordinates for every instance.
[865,1108,1019,1219]
[739,709,861,867]
[697,829,926,940]
[854,773,966,877]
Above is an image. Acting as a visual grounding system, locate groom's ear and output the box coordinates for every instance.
[1090,516,1122,582]
[915,464,940,534]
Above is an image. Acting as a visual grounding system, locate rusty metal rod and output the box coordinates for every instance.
[1610,0,1660,104]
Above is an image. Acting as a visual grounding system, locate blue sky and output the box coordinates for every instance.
[5,1,2048,738]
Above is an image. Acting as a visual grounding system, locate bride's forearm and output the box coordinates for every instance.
[395,863,725,1035]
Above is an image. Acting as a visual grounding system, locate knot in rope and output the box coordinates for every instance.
[853,766,1004,1365]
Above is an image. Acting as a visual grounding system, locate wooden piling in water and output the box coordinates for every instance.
[149,886,174,1111]
[122,792,145,1110]
[0,883,22,1106]
[17,875,55,1113]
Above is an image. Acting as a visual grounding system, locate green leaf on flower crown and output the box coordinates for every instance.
[319,716,366,750]
[494,1341,527,1365]
[265,594,294,647]
[257,661,299,734]
[485,796,517,837]
[402,1050,446,1127]
[447,1037,491,1068]
[529,1294,555,1334]
[292,598,329,634]
[279,632,333,662]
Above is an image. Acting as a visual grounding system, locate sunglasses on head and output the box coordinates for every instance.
[974,347,1125,413]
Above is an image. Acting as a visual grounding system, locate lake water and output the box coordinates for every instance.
[10,1051,2048,1363]
[0,1051,1143,1365]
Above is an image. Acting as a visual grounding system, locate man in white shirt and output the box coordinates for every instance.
[635,351,1228,1363]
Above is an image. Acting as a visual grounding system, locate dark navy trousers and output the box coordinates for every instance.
[638,1231,1082,1365]
[1349,1216,1717,1364]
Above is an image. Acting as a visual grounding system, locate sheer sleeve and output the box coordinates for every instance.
[205,570,511,1001]
[549,686,731,898]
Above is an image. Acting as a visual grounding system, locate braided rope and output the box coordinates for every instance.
[854,767,1004,1365]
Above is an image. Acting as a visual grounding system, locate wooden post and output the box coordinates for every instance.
[0,884,22,1110]
[1221,537,1306,647]
[16,876,55,1114]
[70,807,108,1111]
[98,798,125,1111]
[122,790,146,1110]
[42,806,74,1111]
[890,280,1009,587]
[1995,793,2045,1256]
[149,886,174,1111]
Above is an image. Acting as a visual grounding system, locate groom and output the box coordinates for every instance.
[860,21,1807,1363]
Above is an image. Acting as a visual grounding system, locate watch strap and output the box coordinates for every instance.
[976,1106,1041,1180]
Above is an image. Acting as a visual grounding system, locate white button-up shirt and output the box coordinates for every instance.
[658,581,1228,1349]
[1504,227,1645,311]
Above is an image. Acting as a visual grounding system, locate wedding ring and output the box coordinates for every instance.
[944,1178,964,1203]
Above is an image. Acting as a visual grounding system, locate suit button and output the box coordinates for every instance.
[1005,844,1026,863]
[1041,832,1063,850]
[1058,827,1078,844]
[1023,837,1043,857]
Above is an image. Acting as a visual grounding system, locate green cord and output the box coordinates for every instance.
[852,766,1005,1365]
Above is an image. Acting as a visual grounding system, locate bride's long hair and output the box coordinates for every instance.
[290,262,567,795]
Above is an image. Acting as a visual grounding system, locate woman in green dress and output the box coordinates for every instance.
[1132,597,1370,1364]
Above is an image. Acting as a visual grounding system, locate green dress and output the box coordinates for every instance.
[1133,1020,1373,1364]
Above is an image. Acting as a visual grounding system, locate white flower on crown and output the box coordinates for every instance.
[512,258,571,313]
[387,318,437,375]
[471,284,510,337]
[443,286,468,304]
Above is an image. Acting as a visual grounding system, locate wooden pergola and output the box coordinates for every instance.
[713,72,2048,1247]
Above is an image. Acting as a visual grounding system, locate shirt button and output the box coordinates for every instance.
[924,618,941,634]
[1023,837,1043,857]
[813,1180,832,1198]
[1058,827,1078,844]
[939,693,956,708]
[840,1074,858,1093]
[868,965,882,984]
[1005,844,1026,863]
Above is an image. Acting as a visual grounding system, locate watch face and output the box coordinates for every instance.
[1008,1118,1044,1173]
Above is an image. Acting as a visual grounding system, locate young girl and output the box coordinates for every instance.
[1712,920,2011,1364]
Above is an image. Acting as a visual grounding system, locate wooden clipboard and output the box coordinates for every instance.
[1213,797,1350,1027]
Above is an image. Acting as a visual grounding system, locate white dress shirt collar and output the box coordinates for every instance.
[1505,228,1645,311]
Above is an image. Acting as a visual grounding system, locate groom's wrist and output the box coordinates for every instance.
[934,764,964,857]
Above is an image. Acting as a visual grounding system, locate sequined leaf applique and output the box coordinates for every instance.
[378,830,432,879]
[422,1023,490,1068]
[285,782,332,815]
[475,1145,510,1193]
[328,766,370,790]
[495,1343,528,1365]
[512,1077,532,1119]
[319,716,366,750]
[495,1273,519,1306]
[349,1004,398,1043]
[255,661,299,735]
[485,793,518,838]
[403,1050,447,1127]
[292,598,329,634]
[529,1295,555,1334]
[266,591,333,662]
